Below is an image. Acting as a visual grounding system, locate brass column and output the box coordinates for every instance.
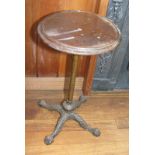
[68,55,79,101]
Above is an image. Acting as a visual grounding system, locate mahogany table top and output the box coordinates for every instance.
[37,10,121,55]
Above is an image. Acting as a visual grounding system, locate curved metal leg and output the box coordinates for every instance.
[72,113,101,137]
[38,100,64,114]
[79,95,87,103]
[44,114,68,145]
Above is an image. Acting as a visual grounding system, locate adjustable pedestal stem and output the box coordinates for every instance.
[38,55,101,145]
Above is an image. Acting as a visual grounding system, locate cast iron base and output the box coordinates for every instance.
[37,95,101,145]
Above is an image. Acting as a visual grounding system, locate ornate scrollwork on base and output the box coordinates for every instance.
[37,96,101,145]
[107,0,123,23]
[98,53,113,73]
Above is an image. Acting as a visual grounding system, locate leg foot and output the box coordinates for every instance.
[91,128,101,137]
[43,115,68,145]
[37,100,46,107]
[44,135,54,145]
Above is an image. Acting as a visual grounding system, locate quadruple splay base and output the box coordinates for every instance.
[37,95,101,145]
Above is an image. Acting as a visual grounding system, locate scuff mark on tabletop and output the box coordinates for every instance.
[58,36,75,41]
[46,28,82,37]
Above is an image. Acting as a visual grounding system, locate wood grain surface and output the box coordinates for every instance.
[26,90,128,155]
[37,11,120,55]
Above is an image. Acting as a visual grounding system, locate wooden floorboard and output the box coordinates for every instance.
[26,90,129,155]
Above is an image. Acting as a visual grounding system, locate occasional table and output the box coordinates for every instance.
[37,10,121,145]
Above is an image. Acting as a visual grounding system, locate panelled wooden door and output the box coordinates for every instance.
[25,0,109,94]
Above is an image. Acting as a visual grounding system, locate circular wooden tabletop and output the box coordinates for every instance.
[37,10,121,55]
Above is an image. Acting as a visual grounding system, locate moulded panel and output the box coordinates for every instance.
[25,0,37,76]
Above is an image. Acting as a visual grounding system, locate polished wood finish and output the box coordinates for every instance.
[97,0,110,15]
[83,56,97,94]
[37,10,120,55]
[26,90,128,155]
[25,0,110,94]
[25,0,37,76]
